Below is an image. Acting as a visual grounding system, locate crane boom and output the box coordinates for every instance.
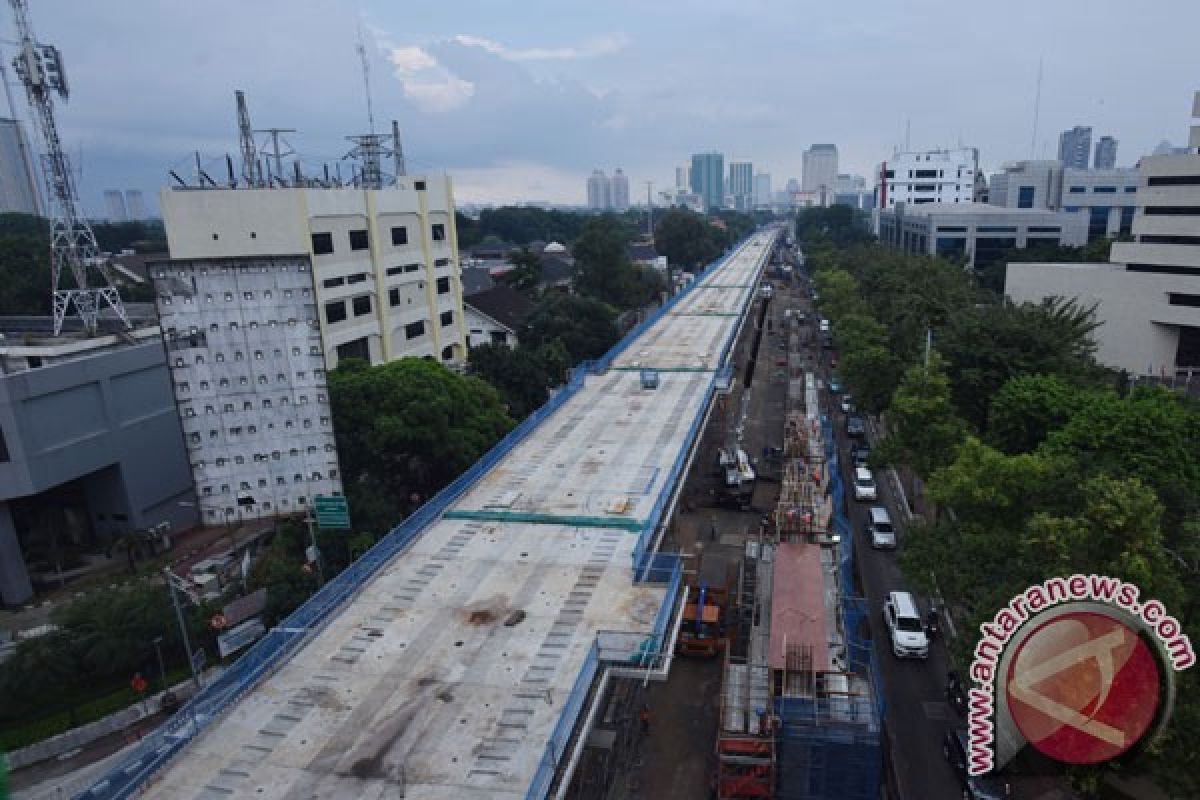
[9,0,128,336]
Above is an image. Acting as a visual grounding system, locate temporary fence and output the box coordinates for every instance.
[80,232,774,800]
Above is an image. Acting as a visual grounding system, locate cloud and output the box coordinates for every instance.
[451,33,630,62]
[385,45,475,112]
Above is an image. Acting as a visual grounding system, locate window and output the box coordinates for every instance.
[1068,186,1085,194]
[405,320,425,340]
[1027,226,1061,233]
[1017,186,1035,208]
[1168,293,1200,308]
[352,295,372,316]
[1139,234,1200,245]
[325,300,347,324]
[414,180,426,190]
[405,262,421,273]
[1144,206,1200,216]
[1148,175,1200,187]
[347,273,368,284]
[436,277,450,294]
[349,229,369,250]
[391,226,408,245]
[440,310,453,327]
[441,345,455,361]
[936,226,967,233]
[322,277,344,289]
[336,337,370,361]
[976,226,1017,233]
[431,223,446,241]
[312,232,334,254]
[389,287,401,306]
[1126,264,1200,275]
[1089,207,1111,237]
[386,266,404,276]
[1124,186,1138,193]
[490,331,507,345]
[435,258,450,267]
[1093,186,1117,194]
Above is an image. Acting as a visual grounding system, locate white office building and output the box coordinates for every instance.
[587,170,611,210]
[728,160,753,210]
[611,168,630,211]
[753,172,772,208]
[104,189,128,223]
[801,144,838,193]
[989,161,1140,239]
[877,203,1087,266]
[875,147,979,209]
[1006,93,1200,377]
[126,189,146,221]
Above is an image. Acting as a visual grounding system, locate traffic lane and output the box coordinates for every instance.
[835,416,963,800]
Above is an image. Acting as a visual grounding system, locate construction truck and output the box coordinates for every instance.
[677,583,732,657]
[716,448,756,510]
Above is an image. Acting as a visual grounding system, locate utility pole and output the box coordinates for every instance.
[255,127,296,186]
[391,119,406,179]
[305,507,325,587]
[234,90,261,188]
[645,180,654,236]
[164,568,202,690]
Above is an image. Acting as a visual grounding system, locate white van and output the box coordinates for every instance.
[883,591,929,659]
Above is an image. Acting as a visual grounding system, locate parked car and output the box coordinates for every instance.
[819,318,830,333]
[883,591,929,659]
[845,415,866,437]
[852,467,877,501]
[840,394,854,414]
[943,728,1012,799]
[827,375,843,394]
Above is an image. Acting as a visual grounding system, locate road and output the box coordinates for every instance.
[796,272,964,800]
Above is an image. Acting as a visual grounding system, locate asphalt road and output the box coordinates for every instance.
[795,275,965,800]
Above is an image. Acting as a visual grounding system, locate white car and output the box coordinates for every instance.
[867,506,895,549]
[819,318,831,333]
[853,467,877,501]
[883,591,929,659]
[840,394,855,414]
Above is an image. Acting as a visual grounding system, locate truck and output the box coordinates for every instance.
[677,583,732,657]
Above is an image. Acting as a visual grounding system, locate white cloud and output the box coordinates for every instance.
[385,46,476,112]
[452,33,630,62]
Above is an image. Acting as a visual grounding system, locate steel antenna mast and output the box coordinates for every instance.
[9,0,128,336]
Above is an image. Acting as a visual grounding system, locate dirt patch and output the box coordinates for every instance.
[467,609,495,625]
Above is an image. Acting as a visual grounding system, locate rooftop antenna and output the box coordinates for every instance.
[1030,55,1043,159]
[234,90,261,187]
[9,0,128,335]
[344,133,392,189]
[645,180,653,236]
[905,119,911,152]
[356,23,376,134]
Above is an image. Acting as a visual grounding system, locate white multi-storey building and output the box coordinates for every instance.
[875,147,979,209]
[728,160,753,210]
[801,144,838,193]
[587,170,611,210]
[611,168,630,211]
[104,189,128,222]
[753,172,771,208]
[125,189,146,221]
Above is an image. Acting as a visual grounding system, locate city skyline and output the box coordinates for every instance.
[8,0,1200,212]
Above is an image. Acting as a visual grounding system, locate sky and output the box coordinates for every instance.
[8,0,1200,215]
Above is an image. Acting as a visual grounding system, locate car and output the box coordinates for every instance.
[943,728,1012,799]
[850,443,871,468]
[827,375,843,394]
[818,318,830,333]
[867,505,895,549]
[852,467,877,501]
[840,394,855,414]
[883,591,929,659]
[845,415,866,438]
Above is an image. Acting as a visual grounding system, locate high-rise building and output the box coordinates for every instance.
[785,178,801,194]
[675,164,691,190]
[690,152,725,210]
[611,168,630,211]
[753,172,772,207]
[1058,126,1093,170]
[125,189,146,221]
[104,189,128,222]
[728,161,753,210]
[156,176,467,523]
[874,147,978,209]
[801,144,838,193]
[0,118,39,215]
[1094,136,1118,169]
[587,169,611,210]
[988,159,1139,240]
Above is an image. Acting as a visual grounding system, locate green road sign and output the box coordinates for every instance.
[313,495,351,530]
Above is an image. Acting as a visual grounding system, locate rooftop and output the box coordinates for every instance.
[891,203,1077,217]
[463,286,536,333]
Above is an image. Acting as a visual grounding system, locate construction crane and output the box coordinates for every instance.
[9,0,128,336]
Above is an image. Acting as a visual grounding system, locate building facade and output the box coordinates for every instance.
[801,144,838,193]
[126,189,146,221]
[877,203,1087,266]
[587,170,611,210]
[989,160,1139,239]
[151,255,343,525]
[1006,94,1200,376]
[728,160,753,210]
[0,118,38,215]
[875,147,978,209]
[691,151,725,211]
[1094,136,1118,169]
[610,168,630,211]
[0,332,197,605]
[1058,125,1092,170]
[753,172,772,208]
[104,189,128,222]
[160,178,468,369]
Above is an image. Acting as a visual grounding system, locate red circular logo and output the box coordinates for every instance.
[1006,611,1161,764]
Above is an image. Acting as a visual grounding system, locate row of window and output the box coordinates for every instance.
[175,371,323,390]
[169,319,318,338]
[188,417,330,444]
[176,347,322,370]
[182,393,327,414]
[201,473,337,496]
[161,288,311,306]
[155,263,309,279]
[322,273,369,289]
[195,444,335,470]
[311,224,445,256]
[329,278,455,322]
[203,496,308,517]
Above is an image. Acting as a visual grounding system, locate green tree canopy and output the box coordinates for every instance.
[520,293,619,362]
[986,373,1096,454]
[467,340,570,419]
[653,209,723,271]
[497,247,542,294]
[328,358,514,503]
[573,215,658,309]
[875,354,967,478]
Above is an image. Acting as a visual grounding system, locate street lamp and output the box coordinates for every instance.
[164,568,203,691]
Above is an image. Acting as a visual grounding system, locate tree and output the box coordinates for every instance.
[0,233,51,315]
[874,354,967,479]
[520,294,619,362]
[497,247,542,294]
[573,215,642,308]
[938,297,1104,431]
[794,205,873,248]
[986,374,1094,454]
[328,358,515,504]
[653,209,723,271]
[468,340,569,419]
